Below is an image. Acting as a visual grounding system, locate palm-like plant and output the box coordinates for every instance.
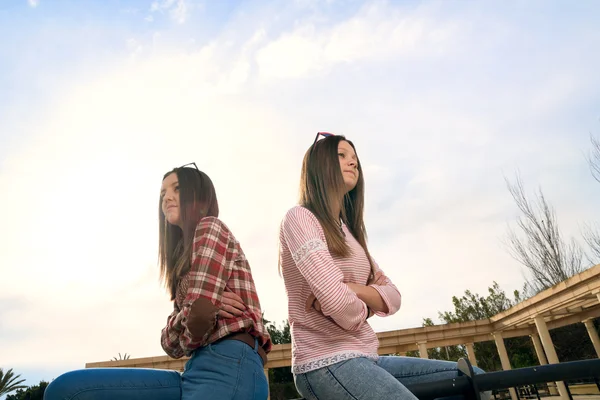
[0,368,27,396]
[111,352,131,361]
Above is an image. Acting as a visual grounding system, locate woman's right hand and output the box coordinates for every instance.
[368,270,386,286]
[219,290,247,318]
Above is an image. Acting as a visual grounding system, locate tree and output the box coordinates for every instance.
[111,352,131,361]
[584,134,600,264]
[428,282,536,372]
[0,368,27,397]
[438,282,521,323]
[262,318,300,400]
[582,223,600,263]
[429,282,598,372]
[6,381,48,400]
[505,173,585,297]
[266,319,291,345]
[589,133,600,183]
[421,318,467,361]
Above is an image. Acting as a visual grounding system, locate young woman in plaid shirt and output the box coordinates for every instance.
[44,164,271,400]
[278,133,488,400]
[159,164,271,399]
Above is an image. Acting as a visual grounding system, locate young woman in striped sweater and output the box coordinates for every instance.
[278,133,487,399]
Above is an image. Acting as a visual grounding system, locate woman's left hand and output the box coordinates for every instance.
[305,293,322,313]
[219,290,247,318]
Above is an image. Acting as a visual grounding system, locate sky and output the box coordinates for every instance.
[1,0,599,392]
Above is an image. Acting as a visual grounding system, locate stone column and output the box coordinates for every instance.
[264,368,270,400]
[493,332,518,400]
[530,333,558,394]
[465,342,478,367]
[418,342,429,359]
[530,333,548,365]
[533,315,568,399]
[583,319,600,357]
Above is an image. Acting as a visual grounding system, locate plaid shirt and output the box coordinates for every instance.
[160,216,272,359]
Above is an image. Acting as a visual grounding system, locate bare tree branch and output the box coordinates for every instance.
[583,133,600,265]
[582,222,600,265]
[590,134,600,183]
[504,173,585,297]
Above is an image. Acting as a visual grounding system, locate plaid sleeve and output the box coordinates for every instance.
[179,217,232,351]
[160,217,232,358]
[160,303,186,359]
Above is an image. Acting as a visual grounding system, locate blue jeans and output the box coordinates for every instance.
[294,356,489,400]
[44,339,268,400]
[182,337,268,400]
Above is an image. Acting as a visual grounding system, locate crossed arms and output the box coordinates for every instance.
[282,207,401,331]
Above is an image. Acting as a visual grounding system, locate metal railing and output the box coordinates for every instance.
[291,358,600,400]
[406,358,600,400]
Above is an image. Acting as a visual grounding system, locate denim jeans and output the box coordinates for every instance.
[182,337,268,400]
[294,356,489,400]
[44,339,268,400]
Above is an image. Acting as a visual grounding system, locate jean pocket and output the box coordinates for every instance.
[208,340,246,363]
[294,374,318,400]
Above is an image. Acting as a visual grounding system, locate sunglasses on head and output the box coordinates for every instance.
[311,132,336,153]
[178,162,199,171]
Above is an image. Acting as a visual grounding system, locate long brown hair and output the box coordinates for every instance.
[158,167,219,300]
[299,135,376,280]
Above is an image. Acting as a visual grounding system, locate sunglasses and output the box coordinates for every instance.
[178,162,199,171]
[311,132,336,153]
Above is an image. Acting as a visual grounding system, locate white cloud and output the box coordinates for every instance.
[169,0,188,24]
[255,2,459,81]
[150,0,176,12]
[28,0,39,8]
[150,0,189,24]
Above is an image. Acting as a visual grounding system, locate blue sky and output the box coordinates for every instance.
[1,0,599,393]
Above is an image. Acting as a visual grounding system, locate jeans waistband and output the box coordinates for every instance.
[218,332,268,366]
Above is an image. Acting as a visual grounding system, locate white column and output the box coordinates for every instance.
[465,342,478,367]
[530,333,548,365]
[264,368,270,400]
[493,332,518,400]
[530,333,558,395]
[533,315,568,399]
[418,342,429,359]
[583,319,600,357]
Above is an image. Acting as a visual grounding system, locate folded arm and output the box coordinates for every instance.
[350,260,401,317]
[347,283,388,314]
[160,217,232,358]
[161,303,186,359]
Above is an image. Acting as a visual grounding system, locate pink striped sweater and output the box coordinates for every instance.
[279,206,402,374]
